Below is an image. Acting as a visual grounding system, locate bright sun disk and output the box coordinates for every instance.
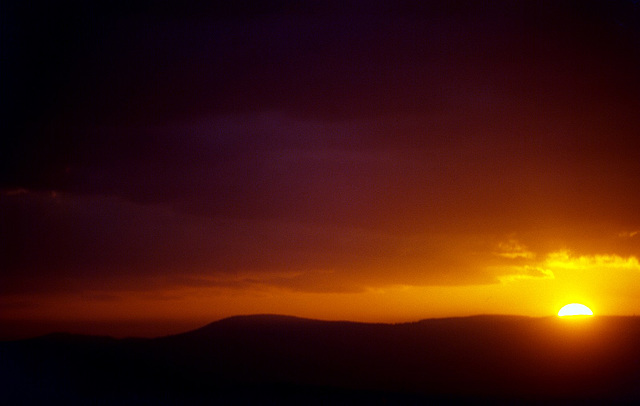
[558,303,593,317]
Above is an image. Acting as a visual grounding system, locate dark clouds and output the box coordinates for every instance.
[1,190,502,295]
[2,0,640,295]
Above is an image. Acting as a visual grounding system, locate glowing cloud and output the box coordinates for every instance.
[497,266,554,283]
[495,239,535,259]
[545,251,640,271]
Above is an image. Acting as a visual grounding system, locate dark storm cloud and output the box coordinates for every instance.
[0,190,499,294]
[2,0,640,294]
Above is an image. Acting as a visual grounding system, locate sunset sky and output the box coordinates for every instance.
[2,0,640,338]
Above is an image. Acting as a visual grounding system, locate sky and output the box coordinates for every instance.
[2,0,640,338]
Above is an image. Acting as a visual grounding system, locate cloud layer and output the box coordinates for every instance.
[2,1,640,307]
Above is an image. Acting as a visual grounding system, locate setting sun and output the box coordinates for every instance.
[558,303,594,317]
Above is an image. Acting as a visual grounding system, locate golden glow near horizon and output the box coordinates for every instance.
[558,303,594,317]
[2,237,640,338]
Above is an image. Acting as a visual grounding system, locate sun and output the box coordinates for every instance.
[557,303,593,317]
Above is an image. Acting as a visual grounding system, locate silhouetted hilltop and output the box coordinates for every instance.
[3,315,640,404]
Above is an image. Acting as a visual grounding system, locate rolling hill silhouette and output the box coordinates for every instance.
[3,314,640,404]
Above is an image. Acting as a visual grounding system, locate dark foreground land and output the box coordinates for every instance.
[2,315,640,404]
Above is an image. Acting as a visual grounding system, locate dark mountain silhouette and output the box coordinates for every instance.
[3,315,640,404]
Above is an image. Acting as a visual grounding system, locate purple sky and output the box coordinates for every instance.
[2,1,640,331]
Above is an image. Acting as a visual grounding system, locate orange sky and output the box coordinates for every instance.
[2,1,640,339]
[2,229,639,338]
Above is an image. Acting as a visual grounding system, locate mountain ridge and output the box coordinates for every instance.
[3,314,640,404]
